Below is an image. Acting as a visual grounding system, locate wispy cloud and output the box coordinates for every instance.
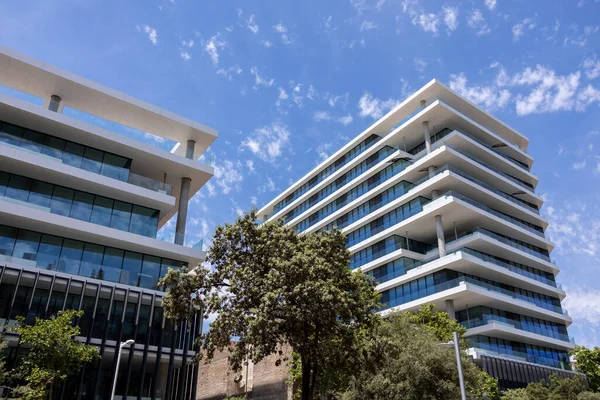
[360,20,378,31]
[241,121,291,162]
[274,23,293,44]
[584,55,600,79]
[246,14,259,33]
[250,67,275,88]
[484,0,496,11]
[448,73,511,110]
[442,7,458,34]
[203,34,227,66]
[180,50,191,61]
[137,25,158,45]
[467,9,491,35]
[512,18,536,42]
[213,159,244,194]
[357,92,399,119]
[313,111,354,126]
[401,0,439,35]
[216,65,242,80]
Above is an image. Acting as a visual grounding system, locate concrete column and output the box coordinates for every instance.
[420,100,427,110]
[423,121,431,154]
[445,299,456,320]
[186,140,196,160]
[435,215,446,258]
[431,189,440,199]
[45,95,63,113]
[175,177,191,245]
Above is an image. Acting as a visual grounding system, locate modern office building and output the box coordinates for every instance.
[0,46,216,400]
[258,80,579,390]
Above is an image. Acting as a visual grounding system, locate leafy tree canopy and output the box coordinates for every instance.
[160,210,382,400]
[13,309,99,400]
[572,345,600,392]
[341,308,497,400]
[501,375,600,400]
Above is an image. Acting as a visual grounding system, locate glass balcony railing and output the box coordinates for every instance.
[445,228,551,262]
[468,345,570,370]
[442,191,544,237]
[460,248,558,288]
[0,123,173,195]
[460,318,571,343]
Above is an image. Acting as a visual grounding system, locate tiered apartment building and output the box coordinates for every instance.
[258,80,579,390]
[0,46,216,400]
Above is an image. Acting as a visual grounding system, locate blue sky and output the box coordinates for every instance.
[2,0,600,346]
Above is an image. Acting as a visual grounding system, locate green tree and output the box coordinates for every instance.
[572,345,600,392]
[13,310,99,400]
[160,210,381,400]
[341,311,497,400]
[501,374,600,400]
[0,334,8,385]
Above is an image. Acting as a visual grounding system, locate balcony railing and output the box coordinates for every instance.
[460,318,572,343]
[0,138,173,195]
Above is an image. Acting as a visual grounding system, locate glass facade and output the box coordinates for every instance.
[468,335,570,370]
[379,269,564,314]
[367,256,423,284]
[0,120,172,195]
[350,235,432,269]
[294,159,413,232]
[408,127,453,155]
[0,171,160,238]
[273,134,382,213]
[457,306,570,342]
[280,145,397,221]
[0,225,186,290]
[345,196,430,247]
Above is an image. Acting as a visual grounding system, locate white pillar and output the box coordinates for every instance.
[420,100,427,110]
[44,95,64,113]
[175,177,191,245]
[423,121,431,154]
[435,215,446,258]
[445,299,456,320]
[431,189,440,200]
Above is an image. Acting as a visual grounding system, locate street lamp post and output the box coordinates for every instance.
[111,339,135,400]
[440,331,467,400]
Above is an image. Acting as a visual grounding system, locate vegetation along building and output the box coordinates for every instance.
[258,79,580,391]
[0,46,216,400]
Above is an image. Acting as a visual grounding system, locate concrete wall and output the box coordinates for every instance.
[195,346,292,400]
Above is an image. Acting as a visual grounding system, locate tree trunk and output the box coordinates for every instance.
[301,356,312,400]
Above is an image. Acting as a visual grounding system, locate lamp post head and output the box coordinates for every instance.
[121,339,135,348]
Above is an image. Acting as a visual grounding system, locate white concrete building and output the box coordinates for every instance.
[258,80,579,390]
[0,46,216,400]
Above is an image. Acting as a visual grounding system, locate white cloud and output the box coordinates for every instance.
[564,287,600,328]
[351,0,386,13]
[357,92,399,119]
[213,159,244,194]
[448,73,511,110]
[216,65,242,80]
[180,50,191,61]
[246,159,255,174]
[360,20,378,31]
[512,18,536,42]
[413,57,428,72]
[467,9,491,35]
[573,160,587,170]
[276,87,289,107]
[484,0,496,11]
[315,142,333,162]
[326,93,349,108]
[181,39,194,48]
[401,0,439,35]
[584,55,600,79]
[241,121,291,162]
[246,14,259,33]
[274,23,292,44]
[203,34,227,66]
[313,111,354,125]
[261,40,273,48]
[265,177,276,192]
[442,6,458,33]
[138,25,158,45]
[417,13,439,34]
[250,67,275,88]
[251,196,258,205]
[205,181,216,197]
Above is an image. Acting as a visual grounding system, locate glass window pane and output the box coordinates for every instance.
[21,129,45,153]
[28,180,54,209]
[36,234,63,271]
[81,147,104,174]
[5,174,32,202]
[80,243,105,279]
[0,225,18,256]
[130,206,159,238]
[70,192,94,222]
[59,239,84,275]
[13,230,41,261]
[140,255,161,290]
[122,251,143,286]
[110,201,132,232]
[0,122,24,146]
[50,186,75,217]
[62,142,85,168]
[160,259,184,281]
[41,135,66,160]
[101,153,130,182]
[101,247,124,283]
[0,171,9,196]
[90,196,113,227]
